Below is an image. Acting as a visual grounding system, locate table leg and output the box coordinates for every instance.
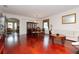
[52,36,54,44]
[61,37,66,45]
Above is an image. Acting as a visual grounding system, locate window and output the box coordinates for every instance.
[14,23,17,30]
[8,22,13,29]
[44,22,48,30]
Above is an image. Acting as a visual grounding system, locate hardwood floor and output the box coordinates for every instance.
[1,33,78,54]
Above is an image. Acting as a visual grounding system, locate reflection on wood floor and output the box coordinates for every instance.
[2,33,77,54]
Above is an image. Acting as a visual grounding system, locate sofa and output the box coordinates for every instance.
[52,30,79,42]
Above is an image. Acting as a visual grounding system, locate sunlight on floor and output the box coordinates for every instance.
[5,33,18,47]
[43,35,49,48]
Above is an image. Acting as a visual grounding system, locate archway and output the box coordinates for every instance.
[6,18,20,35]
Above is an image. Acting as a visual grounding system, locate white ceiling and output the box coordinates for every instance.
[0,5,79,19]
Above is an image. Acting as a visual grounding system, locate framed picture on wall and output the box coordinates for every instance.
[62,13,76,24]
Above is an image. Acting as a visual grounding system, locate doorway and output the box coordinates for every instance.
[6,18,19,35]
[43,19,49,34]
[27,22,37,35]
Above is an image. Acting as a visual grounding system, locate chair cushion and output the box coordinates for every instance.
[72,42,79,45]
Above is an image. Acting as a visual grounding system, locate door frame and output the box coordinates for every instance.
[43,19,49,30]
[6,18,20,34]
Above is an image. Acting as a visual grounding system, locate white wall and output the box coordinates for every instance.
[3,13,42,35]
[50,8,78,32]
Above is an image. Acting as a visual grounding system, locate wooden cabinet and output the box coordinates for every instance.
[27,22,37,35]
